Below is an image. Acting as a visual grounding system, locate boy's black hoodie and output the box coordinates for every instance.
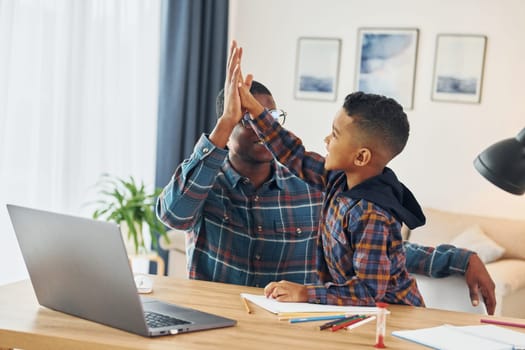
[344,167,426,230]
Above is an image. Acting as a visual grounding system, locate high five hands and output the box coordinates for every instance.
[209,40,258,148]
[226,41,264,122]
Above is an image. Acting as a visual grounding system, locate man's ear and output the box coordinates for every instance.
[354,148,372,166]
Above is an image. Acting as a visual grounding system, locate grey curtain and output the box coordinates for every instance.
[153,0,229,274]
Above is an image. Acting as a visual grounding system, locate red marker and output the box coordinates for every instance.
[480,318,525,329]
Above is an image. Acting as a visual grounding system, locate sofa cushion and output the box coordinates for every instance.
[159,229,186,253]
[485,259,525,296]
[407,207,525,260]
[449,225,505,263]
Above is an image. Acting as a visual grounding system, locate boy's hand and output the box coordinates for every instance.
[264,280,308,302]
[239,80,265,120]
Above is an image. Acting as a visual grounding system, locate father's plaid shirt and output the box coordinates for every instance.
[156,133,472,290]
[157,134,322,287]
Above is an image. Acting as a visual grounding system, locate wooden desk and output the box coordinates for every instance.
[1,277,524,350]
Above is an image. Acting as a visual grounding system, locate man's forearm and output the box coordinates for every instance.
[156,134,227,230]
[209,117,238,149]
[404,241,473,277]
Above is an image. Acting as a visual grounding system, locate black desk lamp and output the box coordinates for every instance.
[474,128,525,195]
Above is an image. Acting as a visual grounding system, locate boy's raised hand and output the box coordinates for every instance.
[238,75,265,120]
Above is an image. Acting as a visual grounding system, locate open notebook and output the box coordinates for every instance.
[240,293,387,315]
[392,324,525,350]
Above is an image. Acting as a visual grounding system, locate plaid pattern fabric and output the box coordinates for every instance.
[404,242,472,277]
[156,127,471,291]
[250,111,424,306]
[310,193,424,306]
[156,134,322,287]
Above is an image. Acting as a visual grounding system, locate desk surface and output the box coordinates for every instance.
[1,277,524,350]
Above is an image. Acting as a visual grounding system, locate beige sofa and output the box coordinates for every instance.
[160,230,188,280]
[405,207,525,318]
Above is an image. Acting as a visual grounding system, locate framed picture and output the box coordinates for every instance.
[294,37,341,101]
[355,28,419,110]
[431,34,487,103]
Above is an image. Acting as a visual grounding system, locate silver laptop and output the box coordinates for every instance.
[6,204,236,337]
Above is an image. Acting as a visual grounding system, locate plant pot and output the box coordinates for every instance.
[120,221,148,255]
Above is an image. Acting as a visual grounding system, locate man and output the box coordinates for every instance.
[156,42,496,313]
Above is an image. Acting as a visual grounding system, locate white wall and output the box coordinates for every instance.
[229,0,525,219]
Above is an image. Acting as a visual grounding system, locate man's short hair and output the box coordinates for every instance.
[215,81,272,118]
[342,91,409,158]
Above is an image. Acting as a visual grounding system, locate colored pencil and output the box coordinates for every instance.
[345,316,376,330]
[241,297,252,314]
[480,318,525,329]
[289,315,346,324]
[279,313,347,321]
[278,312,353,318]
[331,316,368,332]
[319,315,361,330]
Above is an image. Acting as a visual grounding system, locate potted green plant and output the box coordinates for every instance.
[92,173,169,255]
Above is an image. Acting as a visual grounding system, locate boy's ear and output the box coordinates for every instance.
[354,148,372,166]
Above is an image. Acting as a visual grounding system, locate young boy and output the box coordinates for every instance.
[239,80,425,306]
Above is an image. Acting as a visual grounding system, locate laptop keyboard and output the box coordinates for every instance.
[144,311,191,328]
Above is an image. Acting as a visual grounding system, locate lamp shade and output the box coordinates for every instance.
[474,128,525,195]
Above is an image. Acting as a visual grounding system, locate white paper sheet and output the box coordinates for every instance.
[240,293,384,315]
[392,324,525,350]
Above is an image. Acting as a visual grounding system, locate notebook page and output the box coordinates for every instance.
[392,324,510,350]
[460,325,525,348]
[240,293,383,315]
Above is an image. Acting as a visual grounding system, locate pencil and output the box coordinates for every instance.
[279,313,347,321]
[289,315,346,324]
[331,316,368,332]
[319,315,360,330]
[480,318,525,329]
[241,297,252,314]
[278,312,350,319]
[345,315,376,330]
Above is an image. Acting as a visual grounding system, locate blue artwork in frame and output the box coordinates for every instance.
[294,37,341,101]
[431,34,487,103]
[355,28,419,110]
